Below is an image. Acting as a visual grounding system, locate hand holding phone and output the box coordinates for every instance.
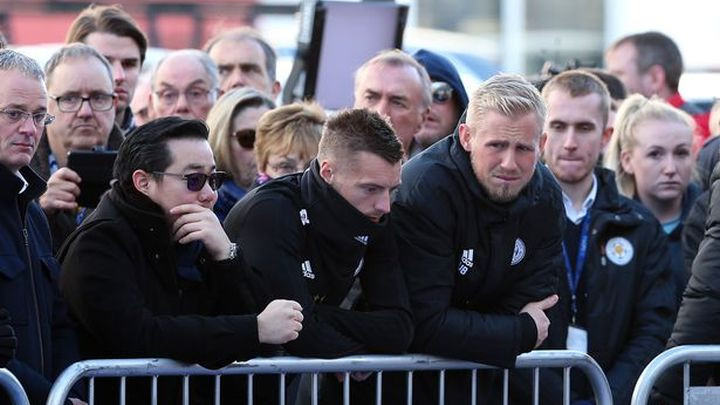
[66,150,117,208]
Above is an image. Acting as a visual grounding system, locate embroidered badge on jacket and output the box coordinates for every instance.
[605,237,634,266]
[511,238,526,266]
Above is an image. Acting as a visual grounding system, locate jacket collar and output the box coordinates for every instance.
[106,182,169,236]
[591,167,628,213]
[0,164,46,202]
[300,160,387,240]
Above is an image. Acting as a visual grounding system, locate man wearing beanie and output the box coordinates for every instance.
[412,49,469,150]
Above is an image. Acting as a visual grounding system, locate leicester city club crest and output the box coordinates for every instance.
[511,238,526,266]
[605,237,634,266]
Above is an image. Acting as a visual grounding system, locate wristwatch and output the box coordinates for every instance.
[227,242,238,260]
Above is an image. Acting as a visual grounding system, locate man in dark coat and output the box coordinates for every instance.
[59,117,303,405]
[224,108,414,403]
[29,43,123,253]
[0,49,82,405]
[510,70,675,405]
[391,73,563,404]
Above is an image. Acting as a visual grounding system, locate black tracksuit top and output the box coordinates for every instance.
[224,161,414,358]
[392,131,565,369]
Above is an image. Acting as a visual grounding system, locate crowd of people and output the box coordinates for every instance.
[2,3,720,405]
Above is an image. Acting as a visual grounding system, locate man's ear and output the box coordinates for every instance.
[271,81,282,99]
[458,123,473,152]
[319,160,333,184]
[646,64,666,96]
[601,126,614,150]
[132,169,153,197]
[146,92,156,121]
[539,132,548,153]
[418,105,430,131]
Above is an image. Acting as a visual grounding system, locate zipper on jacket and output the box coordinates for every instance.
[23,227,45,373]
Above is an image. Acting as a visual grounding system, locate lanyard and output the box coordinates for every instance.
[562,213,591,325]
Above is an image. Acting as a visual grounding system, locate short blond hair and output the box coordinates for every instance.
[255,102,325,173]
[206,87,275,178]
[467,73,546,134]
[603,93,695,197]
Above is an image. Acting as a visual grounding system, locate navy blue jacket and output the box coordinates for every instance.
[0,164,79,405]
[509,168,675,405]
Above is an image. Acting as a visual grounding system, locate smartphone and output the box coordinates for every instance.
[66,150,118,208]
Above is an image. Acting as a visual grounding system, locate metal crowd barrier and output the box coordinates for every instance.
[0,368,30,405]
[46,351,613,405]
[632,345,720,405]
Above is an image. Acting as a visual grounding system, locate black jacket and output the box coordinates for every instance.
[0,165,79,405]
[29,125,124,253]
[683,163,720,278]
[224,161,414,358]
[663,183,701,304]
[510,168,675,405]
[393,131,564,366]
[652,177,720,404]
[58,183,260,404]
[389,129,564,404]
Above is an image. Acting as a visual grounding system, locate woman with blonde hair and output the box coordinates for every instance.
[604,94,699,302]
[207,87,275,221]
[253,101,325,186]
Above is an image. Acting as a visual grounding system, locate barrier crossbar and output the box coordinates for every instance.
[0,368,30,405]
[46,351,613,405]
[631,345,720,405]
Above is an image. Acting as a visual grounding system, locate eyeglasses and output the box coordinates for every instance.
[233,128,255,149]
[0,108,55,127]
[51,93,117,113]
[432,82,454,104]
[153,171,227,192]
[154,87,215,107]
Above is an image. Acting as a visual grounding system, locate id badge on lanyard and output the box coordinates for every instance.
[562,213,591,353]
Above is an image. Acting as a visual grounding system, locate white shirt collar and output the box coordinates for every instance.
[562,174,597,225]
[15,171,29,195]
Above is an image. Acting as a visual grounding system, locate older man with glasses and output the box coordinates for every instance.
[149,49,219,122]
[29,43,123,253]
[412,49,469,150]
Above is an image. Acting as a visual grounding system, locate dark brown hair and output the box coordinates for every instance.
[65,4,147,64]
[318,108,403,165]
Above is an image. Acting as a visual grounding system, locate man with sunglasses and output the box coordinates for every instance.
[0,49,85,405]
[412,49,469,150]
[59,116,303,405]
[29,43,124,252]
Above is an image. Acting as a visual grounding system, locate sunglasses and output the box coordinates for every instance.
[234,128,255,149]
[153,171,227,192]
[432,82,454,104]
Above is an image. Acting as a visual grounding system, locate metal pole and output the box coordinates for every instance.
[0,369,29,405]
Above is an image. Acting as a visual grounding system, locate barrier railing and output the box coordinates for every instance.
[631,345,720,405]
[0,368,30,405]
[46,350,612,405]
